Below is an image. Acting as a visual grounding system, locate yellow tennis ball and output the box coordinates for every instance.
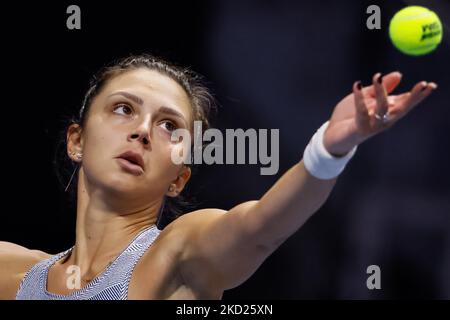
[389,6,443,56]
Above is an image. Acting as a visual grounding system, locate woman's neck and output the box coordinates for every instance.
[66,172,160,281]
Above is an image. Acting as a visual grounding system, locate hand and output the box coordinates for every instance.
[323,71,438,157]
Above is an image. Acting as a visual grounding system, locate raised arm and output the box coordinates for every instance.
[178,71,437,292]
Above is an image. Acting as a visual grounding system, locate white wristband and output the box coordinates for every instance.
[303,121,357,180]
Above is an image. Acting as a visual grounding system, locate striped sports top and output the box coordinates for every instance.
[16,225,161,300]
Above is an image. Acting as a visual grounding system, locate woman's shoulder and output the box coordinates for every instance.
[133,209,227,266]
[173,208,228,227]
[166,201,257,234]
[149,208,227,254]
[129,209,229,299]
[0,241,51,261]
[0,241,51,299]
[160,208,228,244]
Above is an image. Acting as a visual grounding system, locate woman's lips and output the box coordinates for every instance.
[116,158,144,175]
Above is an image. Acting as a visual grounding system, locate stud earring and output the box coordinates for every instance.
[70,151,82,160]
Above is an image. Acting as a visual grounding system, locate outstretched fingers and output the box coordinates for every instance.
[389,81,438,120]
[363,71,403,97]
[374,73,389,114]
[353,81,369,119]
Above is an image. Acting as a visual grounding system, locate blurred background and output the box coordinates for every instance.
[1,0,449,299]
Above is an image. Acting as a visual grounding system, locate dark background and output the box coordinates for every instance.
[1,0,449,299]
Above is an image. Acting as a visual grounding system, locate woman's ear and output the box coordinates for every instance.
[166,166,192,197]
[67,123,84,162]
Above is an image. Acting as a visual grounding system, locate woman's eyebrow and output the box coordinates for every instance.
[108,91,144,105]
[157,106,188,126]
[108,91,188,126]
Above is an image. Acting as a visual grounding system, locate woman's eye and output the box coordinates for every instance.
[113,104,133,116]
[160,120,177,132]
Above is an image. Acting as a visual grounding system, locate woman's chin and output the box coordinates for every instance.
[97,173,143,194]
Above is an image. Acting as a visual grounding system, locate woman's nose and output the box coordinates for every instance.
[128,131,150,145]
[128,114,152,146]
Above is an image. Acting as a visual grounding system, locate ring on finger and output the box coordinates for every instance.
[374,112,390,124]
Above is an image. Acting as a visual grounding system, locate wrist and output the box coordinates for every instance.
[323,135,359,157]
[323,125,363,157]
[303,121,357,180]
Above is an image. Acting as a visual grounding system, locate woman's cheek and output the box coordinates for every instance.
[166,129,191,166]
[168,137,193,169]
[144,143,178,176]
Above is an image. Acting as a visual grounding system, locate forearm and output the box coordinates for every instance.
[245,160,337,250]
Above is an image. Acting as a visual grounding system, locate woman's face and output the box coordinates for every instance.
[69,68,192,204]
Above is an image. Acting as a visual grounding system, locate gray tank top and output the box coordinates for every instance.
[16,225,161,300]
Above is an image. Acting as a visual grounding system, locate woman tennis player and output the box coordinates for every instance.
[0,55,437,299]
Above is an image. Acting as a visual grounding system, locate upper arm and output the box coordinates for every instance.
[0,242,49,299]
[175,162,336,294]
[177,200,276,292]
